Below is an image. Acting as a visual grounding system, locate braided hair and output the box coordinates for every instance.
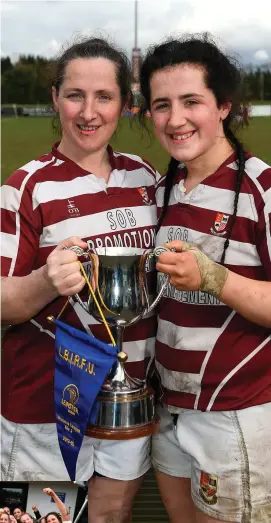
[139,34,248,264]
[220,129,246,263]
[156,157,179,232]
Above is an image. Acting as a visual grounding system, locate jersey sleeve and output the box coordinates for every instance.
[146,160,161,187]
[155,174,166,214]
[255,171,271,280]
[1,170,42,277]
[154,170,162,188]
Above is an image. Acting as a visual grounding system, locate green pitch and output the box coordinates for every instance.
[1,116,271,183]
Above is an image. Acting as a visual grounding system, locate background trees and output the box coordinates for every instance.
[1,54,271,104]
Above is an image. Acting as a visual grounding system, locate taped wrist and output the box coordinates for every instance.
[181,242,228,298]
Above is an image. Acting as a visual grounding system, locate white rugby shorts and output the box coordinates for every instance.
[1,415,151,481]
[152,403,271,522]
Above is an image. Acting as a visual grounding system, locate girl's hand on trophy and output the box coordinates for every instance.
[156,240,201,291]
[156,240,228,298]
[44,236,88,296]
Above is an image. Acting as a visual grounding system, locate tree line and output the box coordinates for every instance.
[1,55,55,105]
[1,54,271,105]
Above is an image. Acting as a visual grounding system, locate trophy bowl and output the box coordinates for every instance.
[72,246,169,439]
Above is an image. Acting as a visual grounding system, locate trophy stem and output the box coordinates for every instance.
[113,325,123,352]
[101,325,142,391]
[105,325,125,389]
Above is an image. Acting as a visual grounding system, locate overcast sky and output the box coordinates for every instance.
[1,0,271,66]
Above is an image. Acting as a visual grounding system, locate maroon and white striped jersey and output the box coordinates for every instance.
[155,152,271,412]
[1,143,159,423]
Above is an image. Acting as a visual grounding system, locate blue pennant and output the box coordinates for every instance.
[54,318,118,480]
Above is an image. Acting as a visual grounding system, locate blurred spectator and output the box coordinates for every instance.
[13,509,24,522]
[44,515,61,523]
[21,514,36,523]
[1,513,11,523]
[242,103,251,127]
[3,510,10,516]
[31,508,41,521]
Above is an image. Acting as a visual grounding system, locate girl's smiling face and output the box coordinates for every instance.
[150,64,230,166]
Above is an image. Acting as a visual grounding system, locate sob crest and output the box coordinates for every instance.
[210,212,229,236]
[137,187,152,206]
[199,472,218,505]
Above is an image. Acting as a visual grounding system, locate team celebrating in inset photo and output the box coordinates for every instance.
[0,488,72,523]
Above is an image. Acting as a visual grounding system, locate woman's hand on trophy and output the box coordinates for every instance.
[44,236,88,296]
[156,240,228,298]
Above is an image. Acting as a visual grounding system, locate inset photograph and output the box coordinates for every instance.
[0,477,169,522]
[0,483,88,523]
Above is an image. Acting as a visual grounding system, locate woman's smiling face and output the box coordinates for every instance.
[52,57,123,158]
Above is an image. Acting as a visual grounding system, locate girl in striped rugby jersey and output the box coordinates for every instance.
[140,34,271,523]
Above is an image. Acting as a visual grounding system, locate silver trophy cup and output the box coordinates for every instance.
[70,246,169,440]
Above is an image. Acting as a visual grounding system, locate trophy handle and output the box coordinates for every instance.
[65,246,94,314]
[144,246,174,314]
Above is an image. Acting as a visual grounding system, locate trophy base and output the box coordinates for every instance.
[85,415,160,440]
[85,384,158,440]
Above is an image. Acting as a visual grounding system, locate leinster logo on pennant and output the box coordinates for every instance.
[210,212,229,236]
[62,384,80,413]
[137,187,152,205]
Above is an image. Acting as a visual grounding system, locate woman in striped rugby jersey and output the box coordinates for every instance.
[1,37,159,523]
[140,34,271,523]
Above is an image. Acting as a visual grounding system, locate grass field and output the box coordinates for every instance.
[1,117,271,523]
[1,116,271,183]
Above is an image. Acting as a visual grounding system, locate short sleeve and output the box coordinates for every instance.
[255,172,271,281]
[1,169,41,277]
